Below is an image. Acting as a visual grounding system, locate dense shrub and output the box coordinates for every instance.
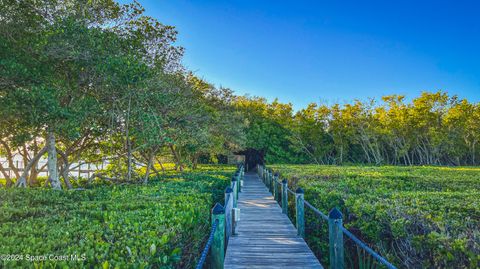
[0,165,234,268]
[270,165,480,269]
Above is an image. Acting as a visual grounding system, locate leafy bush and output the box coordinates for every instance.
[270,165,480,269]
[0,165,234,268]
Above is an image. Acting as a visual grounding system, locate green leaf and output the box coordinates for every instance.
[150,243,156,255]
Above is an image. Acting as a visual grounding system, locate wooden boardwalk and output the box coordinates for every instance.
[224,172,323,269]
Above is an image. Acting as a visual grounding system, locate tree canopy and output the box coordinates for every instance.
[1,0,479,190]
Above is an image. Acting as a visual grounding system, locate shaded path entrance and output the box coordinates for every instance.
[236,148,264,172]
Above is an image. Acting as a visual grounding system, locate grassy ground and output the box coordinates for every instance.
[270,165,480,269]
[0,165,234,269]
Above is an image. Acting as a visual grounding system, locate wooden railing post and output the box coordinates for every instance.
[263,167,267,183]
[266,170,270,192]
[264,167,268,185]
[231,176,238,208]
[295,188,305,238]
[211,203,225,269]
[328,208,344,269]
[240,167,244,192]
[269,170,274,193]
[273,173,279,202]
[281,179,288,215]
[224,187,234,241]
[236,171,241,193]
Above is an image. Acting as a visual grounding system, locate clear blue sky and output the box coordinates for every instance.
[127,0,479,109]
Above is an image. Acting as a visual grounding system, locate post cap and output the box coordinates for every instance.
[295,187,304,194]
[329,207,343,219]
[274,173,279,177]
[212,203,225,214]
[282,179,288,184]
[225,187,233,193]
[231,176,237,181]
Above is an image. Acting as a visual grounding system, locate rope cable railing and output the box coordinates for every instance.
[286,187,296,195]
[341,227,397,269]
[259,165,397,269]
[298,190,395,268]
[195,164,244,269]
[304,200,328,221]
[195,219,219,269]
[300,190,396,268]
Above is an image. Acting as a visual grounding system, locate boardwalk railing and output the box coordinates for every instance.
[0,159,105,179]
[258,165,397,269]
[196,164,244,269]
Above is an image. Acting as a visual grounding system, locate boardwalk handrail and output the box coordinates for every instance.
[341,227,396,269]
[196,164,244,269]
[304,200,328,221]
[195,219,219,269]
[259,164,397,269]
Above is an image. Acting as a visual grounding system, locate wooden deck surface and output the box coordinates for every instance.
[224,172,323,269]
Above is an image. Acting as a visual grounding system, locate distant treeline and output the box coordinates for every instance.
[240,92,480,166]
[1,1,478,189]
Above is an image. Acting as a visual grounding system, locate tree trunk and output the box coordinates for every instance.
[301,139,320,164]
[150,165,162,177]
[126,137,132,180]
[339,145,343,165]
[57,148,73,189]
[16,146,47,187]
[472,141,476,165]
[143,151,155,184]
[169,144,183,171]
[29,167,39,186]
[0,140,21,179]
[155,157,166,172]
[192,154,199,170]
[125,95,133,181]
[28,143,39,186]
[47,131,62,190]
[0,162,12,187]
[359,141,371,163]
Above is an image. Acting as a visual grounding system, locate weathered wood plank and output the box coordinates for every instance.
[224,172,323,269]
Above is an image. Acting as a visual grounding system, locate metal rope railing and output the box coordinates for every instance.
[195,164,244,269]
[304,200,328,221]
[341,227,396,269]
[195,219,219,269]
[286,187,295,195]
[259,165,397,269]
